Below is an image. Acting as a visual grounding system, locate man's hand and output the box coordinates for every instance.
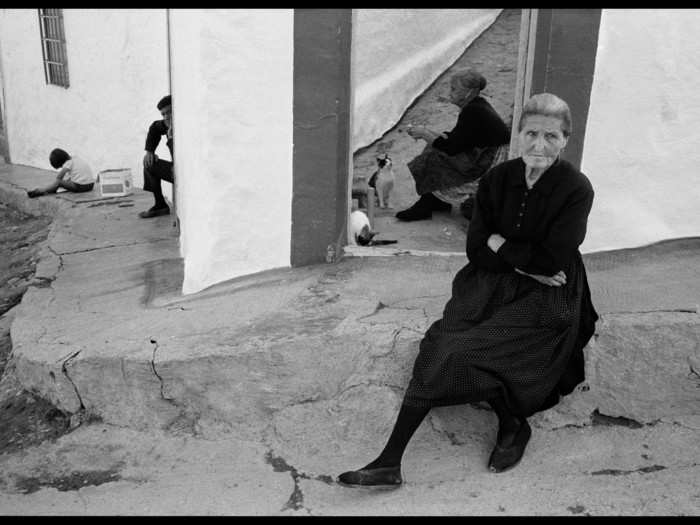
[487,233,506,253]
[143,151,158,169]
[515,268,567,287]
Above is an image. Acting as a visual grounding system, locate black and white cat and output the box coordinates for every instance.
[349,210,375,246]
[349,210,397,247]
[368,153,395,209]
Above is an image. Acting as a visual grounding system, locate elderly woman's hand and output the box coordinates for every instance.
[487,233,506,253]
[407,125,446,143]
[515,268,567,287]
[406,125,427,140]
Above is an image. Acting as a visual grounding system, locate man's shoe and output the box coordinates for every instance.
[138,206,170,219]
[27,189,45,198]
[337,465,402,488]
[488,419,531,473]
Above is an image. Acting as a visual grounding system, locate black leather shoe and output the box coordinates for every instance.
[488,419,531,473]
[138,206,170,219]
[396,193,450,221]
[337,465,403,488]
[428,193,452,212]
[460,196,475,220]
[396,204,432,221]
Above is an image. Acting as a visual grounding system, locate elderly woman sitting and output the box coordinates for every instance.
[397,69,510,221]
[339,93,598,487]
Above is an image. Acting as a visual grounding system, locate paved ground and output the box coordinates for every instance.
[0,160,698,516]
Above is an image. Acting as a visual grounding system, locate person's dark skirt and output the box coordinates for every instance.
[408,144,500,196]
[403,251,598,417]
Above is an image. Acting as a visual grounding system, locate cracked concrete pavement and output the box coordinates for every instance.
[0,163,699,515]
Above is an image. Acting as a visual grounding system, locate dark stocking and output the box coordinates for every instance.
[488,396,523,448]
[363,403,431,469]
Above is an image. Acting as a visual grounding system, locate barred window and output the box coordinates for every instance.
[38,9,69,88]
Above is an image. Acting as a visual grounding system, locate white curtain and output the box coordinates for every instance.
[581,9,700,253]
[351,9,502,151]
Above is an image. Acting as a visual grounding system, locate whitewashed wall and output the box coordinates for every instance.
[0,9,170,189]
[170,9,294,295]
[352,8,502,151]
[581,9,700,253]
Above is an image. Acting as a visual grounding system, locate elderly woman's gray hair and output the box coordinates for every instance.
[519,93,572,137]
[451,69,487,92]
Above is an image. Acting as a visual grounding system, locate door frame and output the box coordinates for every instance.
[509,9,538,159]
[0,34,11,163]
[344,9,540,244]
[293,8,602,266]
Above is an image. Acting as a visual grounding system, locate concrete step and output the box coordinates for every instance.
[1,167,699,447]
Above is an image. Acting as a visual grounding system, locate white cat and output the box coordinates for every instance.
[368,153,395,209]
[349,210,375,246]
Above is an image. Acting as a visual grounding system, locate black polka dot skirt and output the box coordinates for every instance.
[403,252,598,417]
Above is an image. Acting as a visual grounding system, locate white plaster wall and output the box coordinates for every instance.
[581,9,700,253]
[352,9,502,151]
[0,9,169,189]
[170,9,294,295]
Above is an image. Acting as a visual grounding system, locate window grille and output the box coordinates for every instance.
[38,8,69,88]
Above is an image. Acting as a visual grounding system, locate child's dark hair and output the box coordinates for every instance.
[157,95,171,110]
[49,148,71,169]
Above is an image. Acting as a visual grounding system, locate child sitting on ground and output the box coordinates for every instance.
[27,148,95,198]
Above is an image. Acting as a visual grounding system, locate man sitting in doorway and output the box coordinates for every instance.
[139,95,173,219]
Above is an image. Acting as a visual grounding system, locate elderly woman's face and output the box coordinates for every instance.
[449,81,472,107]
[519,115,568,170]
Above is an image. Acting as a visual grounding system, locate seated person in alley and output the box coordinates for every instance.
[397,69,510,221]
[139,95,174,218]
[27,148,95,198]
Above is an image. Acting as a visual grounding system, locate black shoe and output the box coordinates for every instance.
[138,205,170,219]
[27,189,45,198]
[460,196,475,220]
[488,419,531,473]
[428,193,452,212]
[395,193,450,222]
[337,465,403,488]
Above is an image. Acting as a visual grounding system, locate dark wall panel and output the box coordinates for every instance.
[530,9,602,170]
[291,9,352,266]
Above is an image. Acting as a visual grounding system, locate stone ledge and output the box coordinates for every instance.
[583,311,700,423]
[11,309,698,437]
[2,170,699,436]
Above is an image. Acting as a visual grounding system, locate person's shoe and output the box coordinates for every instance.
[138,205,170,219]
[488,418,531,473]
[395,193,450,221]
[460,196,475,220]
[27,189,45,198]
[428,193,452,212]
[337,465,403,488]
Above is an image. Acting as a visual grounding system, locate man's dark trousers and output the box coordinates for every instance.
[143,159,173,207]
